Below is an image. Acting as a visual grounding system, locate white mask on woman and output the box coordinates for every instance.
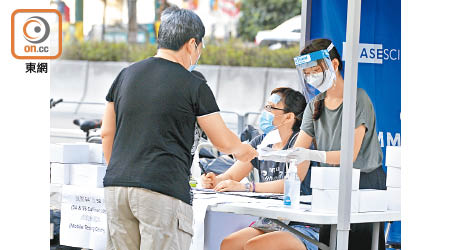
[305,69,334,93]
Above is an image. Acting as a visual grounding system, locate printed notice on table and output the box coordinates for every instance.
[60,185,107,250]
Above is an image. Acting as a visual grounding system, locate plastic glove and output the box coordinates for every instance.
[287,147,326,163]
[257,147,293,162]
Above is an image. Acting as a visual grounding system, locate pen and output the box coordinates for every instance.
[199,164,208,175]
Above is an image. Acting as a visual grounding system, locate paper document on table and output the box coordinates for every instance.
[192,188,217,194]
[223,192,284,200]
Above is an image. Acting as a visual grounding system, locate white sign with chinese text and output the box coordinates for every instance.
[60,185,107,250]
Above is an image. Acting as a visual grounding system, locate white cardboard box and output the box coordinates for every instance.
[50,143,89,164]
[311,167,360,190]
[386,146,401,168]
[386,167,401,188]
[70,164,107,188]
[50,163,71,185]
[387,187,401,211]
[88,143,106,164]
[358,189,388,212]
[76,142,106,164]
[312,189,360,214]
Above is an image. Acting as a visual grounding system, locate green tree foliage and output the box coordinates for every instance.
[237,0,302,41]
[61,40,300,68]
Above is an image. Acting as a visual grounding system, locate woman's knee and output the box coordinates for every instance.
[221,234,241,250]
[221,228,262,250]
[243,237,262,250]
[244,232,307,250]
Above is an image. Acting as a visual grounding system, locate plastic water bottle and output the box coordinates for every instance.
[283,160,301,208]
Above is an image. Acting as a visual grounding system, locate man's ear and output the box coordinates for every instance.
[287,112,296,121]
[185,38,197,54]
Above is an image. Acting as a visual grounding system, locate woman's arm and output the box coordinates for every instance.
[324,124,366,165]
[214,179,285,193]
[253,179,284,193]
[293,130,313,181]
[217,160,254,183]
[101,102,116,165]
[292,125,366,168]
[201,160,253,188]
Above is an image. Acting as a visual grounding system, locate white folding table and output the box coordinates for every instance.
[208,199,400,250]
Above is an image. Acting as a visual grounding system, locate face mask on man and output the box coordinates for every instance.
[188,42,202,72]
[259,111,276,134]
[259,93,283,134]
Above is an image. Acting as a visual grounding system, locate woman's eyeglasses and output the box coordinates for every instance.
[264,105,286,112]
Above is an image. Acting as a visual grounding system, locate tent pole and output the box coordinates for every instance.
[300,0,311,50]
[337,0,362,250]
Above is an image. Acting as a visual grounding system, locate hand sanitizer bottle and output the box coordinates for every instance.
[283,160,301,208]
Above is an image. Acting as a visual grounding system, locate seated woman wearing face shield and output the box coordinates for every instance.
[201,87,319,250]
[283,38,386,249]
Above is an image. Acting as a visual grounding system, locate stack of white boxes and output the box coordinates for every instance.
[358,189,388,212]
[50,143,107,188]
[386,146,401,211]
[311,167,388,213]
[311,167,361,213]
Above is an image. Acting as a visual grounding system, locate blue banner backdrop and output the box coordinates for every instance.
[308,0,401,244]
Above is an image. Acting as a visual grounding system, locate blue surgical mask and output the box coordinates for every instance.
[188,43,201,72]
[259,111,275,134]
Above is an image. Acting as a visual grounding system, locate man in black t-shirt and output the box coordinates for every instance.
[100,6,257,250]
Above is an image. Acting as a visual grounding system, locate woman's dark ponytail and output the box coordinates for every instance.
[313,99,324,121]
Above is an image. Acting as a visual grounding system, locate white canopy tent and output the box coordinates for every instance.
[300,0,363,249]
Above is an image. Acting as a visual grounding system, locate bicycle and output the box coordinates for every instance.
[50,98,103,143]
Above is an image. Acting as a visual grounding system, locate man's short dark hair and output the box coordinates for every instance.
[157,6,205,51]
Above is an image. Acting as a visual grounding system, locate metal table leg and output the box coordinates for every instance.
[371,222,380,250]
[385,221,391,244]
[330,224,337,250]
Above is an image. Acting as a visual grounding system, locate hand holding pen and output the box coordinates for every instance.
[201,172,220,189]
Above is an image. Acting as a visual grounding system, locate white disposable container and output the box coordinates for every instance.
[385,146,401,168]
[81,142,106,164]
[50,143,89,164]
[386,167,401,188]
[70,164,107,188]
[312,189,360,214]
[387,187,401,211]
[358,189,388,212]
[50,163,71,185]
[311,167,360,190]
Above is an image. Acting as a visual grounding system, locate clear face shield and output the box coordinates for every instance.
[294,43,337,102]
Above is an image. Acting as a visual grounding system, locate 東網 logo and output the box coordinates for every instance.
[11,9,62,59]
